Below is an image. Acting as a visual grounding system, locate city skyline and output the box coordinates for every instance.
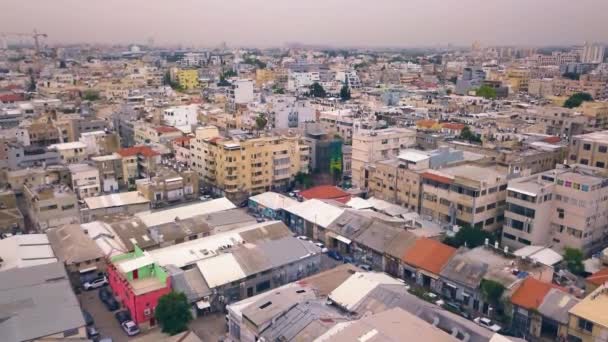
[2,0,608,47]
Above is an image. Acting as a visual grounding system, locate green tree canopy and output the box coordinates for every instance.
[340,83,351,101]
[458,125,482,143]
[476,85,497,99]
[443,225,495,249]
[564,92,593,108]
[155,292,193,336]
[255,114,268,130]
[82,89,100,101]
[481,279,506,306]
[308,82,326,98]
[563,247,585,275]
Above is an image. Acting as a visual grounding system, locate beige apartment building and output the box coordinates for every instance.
[117,146,161,189]
[48,141,89,163]
[502,164,608,254]
[367,147,485,212]
[569,131,608,169]
[136,166,199,208]
[351,127,417,189]
[91,153,124,192]
[134,122,183,146]
[420,164,509,231]
[190,126,310,202]
[24,183,80,231]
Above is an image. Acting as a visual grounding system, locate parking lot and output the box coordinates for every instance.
[78,288,161,342]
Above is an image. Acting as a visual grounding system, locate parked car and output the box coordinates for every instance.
[296,235,309,241]
[82,310,94,326]
[83,276,108,290]
[98,287,112,302]
[86,326,100,339]
[115,310,132,324]
[358,264,372,271]
[103,296,120,311]
[314,242,328,253]
[121,321,140,336]
[343,256,354,264]
[474,317,502,332]
[327,250,343,261]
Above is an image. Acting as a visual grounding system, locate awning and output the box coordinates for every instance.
[79,266,98,274]
[196,300,211,310]
[419,269,439,280]
[334,235,352,245]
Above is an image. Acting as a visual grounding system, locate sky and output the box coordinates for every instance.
[1,0,607,48]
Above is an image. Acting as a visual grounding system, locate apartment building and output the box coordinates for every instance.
[23,183,80,231]
[502,164,608,254]
[229,79,254,104]
[569,131,608,169]
[117,146,161,189]
[190,128,309,202]
[48,141,89,163]
[420,164,508,231]
[68,163,101,199]
[79,130,120,156]
[174,68,200,90]
[134,122,183,145]
[91,153,124,192]
[367,147,485,212]
[136,165,199,208]
[163,104,199,127]
[351,127,417,189]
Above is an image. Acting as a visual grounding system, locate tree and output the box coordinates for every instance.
[308,82,326,98]
[481,279,505,306]
[476,85,497,99]
[564,92,593,108]
[458,125,482,143]
[295,172,313,189]
[563,247,585,275]
[443,225,495,248]
[340,82,351,101]
[82,89,100,101]
[255,114,268,131]
[562,72,580,80]
[155,292,193,336]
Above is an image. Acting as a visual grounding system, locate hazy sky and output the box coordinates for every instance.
[2,0,607,47]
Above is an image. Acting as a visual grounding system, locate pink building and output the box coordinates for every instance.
[107,246,171,329]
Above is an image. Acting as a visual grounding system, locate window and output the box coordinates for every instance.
[580,159,589,165]
[599,146,608,153]
[557,208,565,219]
[475,206,485,213]
[439,198,451,206]
[507,203,535,218]
[578,318,593,332]
[583,144,591,151]
[485,217,495,225]
[486,203,496,210]
[597,162,606,168]
[503,232,516,241]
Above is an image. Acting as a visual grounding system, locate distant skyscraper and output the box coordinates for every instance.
[581,42,605,63]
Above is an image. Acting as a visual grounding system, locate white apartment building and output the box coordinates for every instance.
[581,42,605,64]
[267,96,315,129]
[68,163,101,199]
[351,127,417,189]
[287,71,320,91]
[163,104,199,127]
[230,79,254,104]
[502,164,608,254]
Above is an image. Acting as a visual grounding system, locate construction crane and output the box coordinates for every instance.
[0,29,48,56]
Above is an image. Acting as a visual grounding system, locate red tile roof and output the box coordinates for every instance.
[542,136,561,144]
[510,277,563,310]
[416,120,438,128]
[401,238,456,274]
[172,136,192,147]
[299,185,351,204]
[117,146,160,158]
[441,123,465,131]
[0,93,23,103]
[155,126,180,134]
[422,172,453,184]
[587,268,608,287]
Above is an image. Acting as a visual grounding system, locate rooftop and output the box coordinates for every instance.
[117,145,160,158]
[249,191,299,210]
[46,224,104,265]
[0,262,85,341]
[569,284,608,328]
[284,199,345,228]
[510,277,563,310]
[401,238,456,275]
[85,191,150,210]
[48,141,87,151]
[299,185,351,203]
[135,197,236,227]
[0,234,57,271]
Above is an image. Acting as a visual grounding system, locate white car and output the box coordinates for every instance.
[314,242,329,253]
[83,276,108,290]
[474,317,502,332]
[297,235,310,241]
[121,321,140,336]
